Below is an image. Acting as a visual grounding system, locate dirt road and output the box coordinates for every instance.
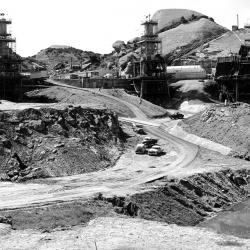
[0,119,198,210]
[0,80,199,210]
[45,79,148,119]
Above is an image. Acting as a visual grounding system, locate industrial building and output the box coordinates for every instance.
[128,16,168,100]
[0,13,22,100]
[215,39,250,102]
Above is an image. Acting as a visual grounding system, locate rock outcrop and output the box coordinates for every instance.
[0,106,124,182]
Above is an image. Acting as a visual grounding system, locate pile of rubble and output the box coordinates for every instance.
[0,106,124,182]
[182,103,250,160]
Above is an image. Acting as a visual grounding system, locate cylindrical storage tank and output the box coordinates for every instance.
[167,65,206,80]
[145,23,154,36]
[0,20,7,35]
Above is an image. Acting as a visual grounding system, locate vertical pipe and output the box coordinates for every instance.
[140,79,143,104]
[235,77,238,102]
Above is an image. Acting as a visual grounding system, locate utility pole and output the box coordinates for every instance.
[140,79,143,104]
[235,76,238,102]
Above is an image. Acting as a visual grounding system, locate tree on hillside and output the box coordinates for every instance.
[190,14,197,21]
[180,16,188,24]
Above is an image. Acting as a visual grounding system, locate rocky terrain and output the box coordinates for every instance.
[2,7,250,250]
[152,9,227,62]
[34,46,101,70]
[0,106,124,182]
[181,103,250,160]
[23,9,230,78]
[105,9,228,74]
[182,29,250,62]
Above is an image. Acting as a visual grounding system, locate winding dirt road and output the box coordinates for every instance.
[0,80,199,210]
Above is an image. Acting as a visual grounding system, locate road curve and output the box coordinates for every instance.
[0,80,199,210]
[45,79,147,120]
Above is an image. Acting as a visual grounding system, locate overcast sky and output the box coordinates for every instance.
[1,0,250,56]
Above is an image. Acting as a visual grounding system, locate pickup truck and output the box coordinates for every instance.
[142,137,158,148]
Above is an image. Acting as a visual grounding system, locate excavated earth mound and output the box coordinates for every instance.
[26,86,136,118]
[181,103,250,160]
[0,106,124,182]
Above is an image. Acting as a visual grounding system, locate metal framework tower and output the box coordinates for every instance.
[129,15,168,101]
[0,13,21,99]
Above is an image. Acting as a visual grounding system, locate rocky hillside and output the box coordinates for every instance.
[158,18,227,63]
[181,103,250,160]
[26,9,230,75]
[153,9,208,34]
[0,106,124,182]
[105,9,228,75]
[34,45,101,71]
[184,29,250,61]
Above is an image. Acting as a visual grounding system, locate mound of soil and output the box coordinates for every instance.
[0,106,124,182]
[95,89,170,118]
[181,103,250,160]
[26,87,135,118]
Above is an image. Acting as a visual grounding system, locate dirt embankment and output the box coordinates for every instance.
[0,106,124,182]
[181,103,250,160]
[26,87,136,118]
[26,86,170,119]
[100,168,249,227]
[0,168,249,232]
[94,89,170,118]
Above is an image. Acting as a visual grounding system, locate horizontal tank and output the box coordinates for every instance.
[167,65,206,80]
[0,21,7,35]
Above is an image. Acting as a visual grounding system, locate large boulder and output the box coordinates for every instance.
[127,37,140,44]
[112,40,126,53]
[119,52,140,69]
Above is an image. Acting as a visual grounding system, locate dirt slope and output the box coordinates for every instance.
[188,29,250,60]
[91,88,170,118]
[26,86,169,118]
[153,9,205,33]
[159,18,227,57]
[26,86,136,118]
[181,103,250,160]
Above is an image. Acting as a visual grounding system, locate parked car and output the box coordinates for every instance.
[148,145,164,156]
[142,137,158,148]
[132,123,145,135]
[170,112,184,120]
[135,143,147,154]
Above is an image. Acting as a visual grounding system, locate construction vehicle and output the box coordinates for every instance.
[170,112,184,120]
[132,123,145,135]
[142,136,158,148]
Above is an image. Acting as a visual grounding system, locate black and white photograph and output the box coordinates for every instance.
[0,0,250,249]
